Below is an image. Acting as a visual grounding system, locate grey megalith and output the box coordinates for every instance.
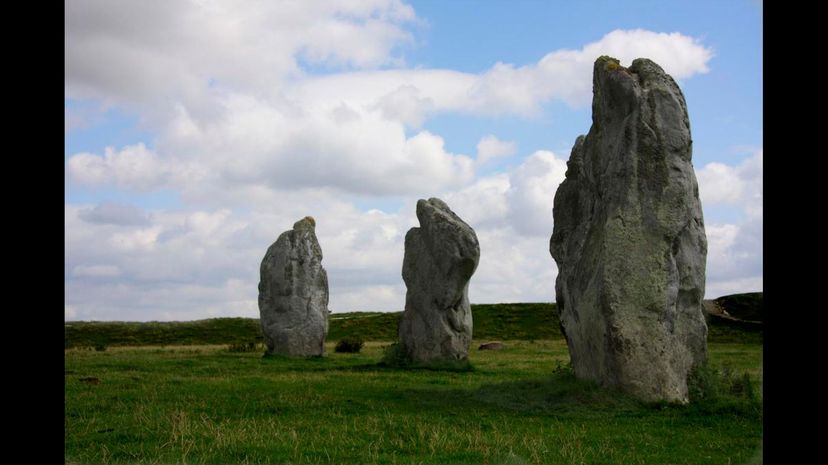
[258,216,329,356]
[550,57,708,402]
[399,198,480,363]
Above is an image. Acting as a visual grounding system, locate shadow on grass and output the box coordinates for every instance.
[259,347,474,373]
[259,356,474,374]
[258,354,761,420]
[397,373,761,421]
[390,371,647,419]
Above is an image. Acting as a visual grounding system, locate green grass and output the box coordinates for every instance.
[64,318,263,349]
[65,297,761,348]
[65,341,762,465]
[328,312,401,342]
[706,316,763,344]
[64,303,562,349]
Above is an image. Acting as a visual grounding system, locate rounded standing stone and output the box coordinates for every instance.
[258,216,329,356]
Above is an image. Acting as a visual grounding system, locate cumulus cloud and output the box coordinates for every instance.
[697,149,763,220]
[295,29,713,119]
[67,143,168,191]
[703,219,762,298]
[65,19,712,200]
[65,1,734,320]
[696,148,763,298]
[471,28,713,111]
[67,98,475,197]
[476,135,517,164]
[65,196,416,320]
[373,85,435,128]
[446,150,567,236]
[65,150,565,321]
[65,0,417,105]
[64,142,762,320]
[505,151,568,236]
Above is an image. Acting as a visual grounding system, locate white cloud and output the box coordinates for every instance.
[697,148,763,298]
[64,142,761,320]
[294,29,713,119]
[697,149,763,220]
[505,150,568,236]
[469,29,712,111]
[65,20,713,201]
[72,265,122,278]
[65,0,417,105]
[446,150,567,237]
[67,143,168,191]
[704,218,762,293]
[66,150,565,320]
[65,1,734,320]
[476,135,517,164]
[373,85,435,128]
[67,99,475,197]
[469,227,557,304]
[65,197,415,320]
[443,174,510,229]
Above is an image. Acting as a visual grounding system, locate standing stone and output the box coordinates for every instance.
[258,216,329,356]
[550,57,708,402]
[399,198,480,363]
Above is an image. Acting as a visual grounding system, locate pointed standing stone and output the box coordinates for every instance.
[550,57,708,402]
[258,216,329,356]
[399,198,480,363]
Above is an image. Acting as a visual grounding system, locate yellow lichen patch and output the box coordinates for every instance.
[303,216,316,227]
[607,61,619,71]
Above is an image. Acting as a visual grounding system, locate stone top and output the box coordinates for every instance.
[293,216,316,230]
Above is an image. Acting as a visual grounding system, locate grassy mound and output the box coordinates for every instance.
[65,293,762,348]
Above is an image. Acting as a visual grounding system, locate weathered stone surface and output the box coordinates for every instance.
[478,342,505,351]
[399,198,480,362]
[550,57,708,402]
[258,216,329,356]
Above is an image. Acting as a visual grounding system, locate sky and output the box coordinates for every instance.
[65,0,763,321]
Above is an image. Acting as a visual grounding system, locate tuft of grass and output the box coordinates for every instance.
[378,342,474,372]
[378,341,409,367]
[334,337,365,353]
[227,342,262,353]
[686,363,762,418]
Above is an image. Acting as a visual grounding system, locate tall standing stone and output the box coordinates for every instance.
[550,57,708,402]
[399,198,480,363]
[258,216,329,356]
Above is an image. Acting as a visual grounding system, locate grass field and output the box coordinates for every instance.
[65,340,762,465]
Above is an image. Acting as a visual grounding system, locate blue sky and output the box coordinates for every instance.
[65,0,762,321]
